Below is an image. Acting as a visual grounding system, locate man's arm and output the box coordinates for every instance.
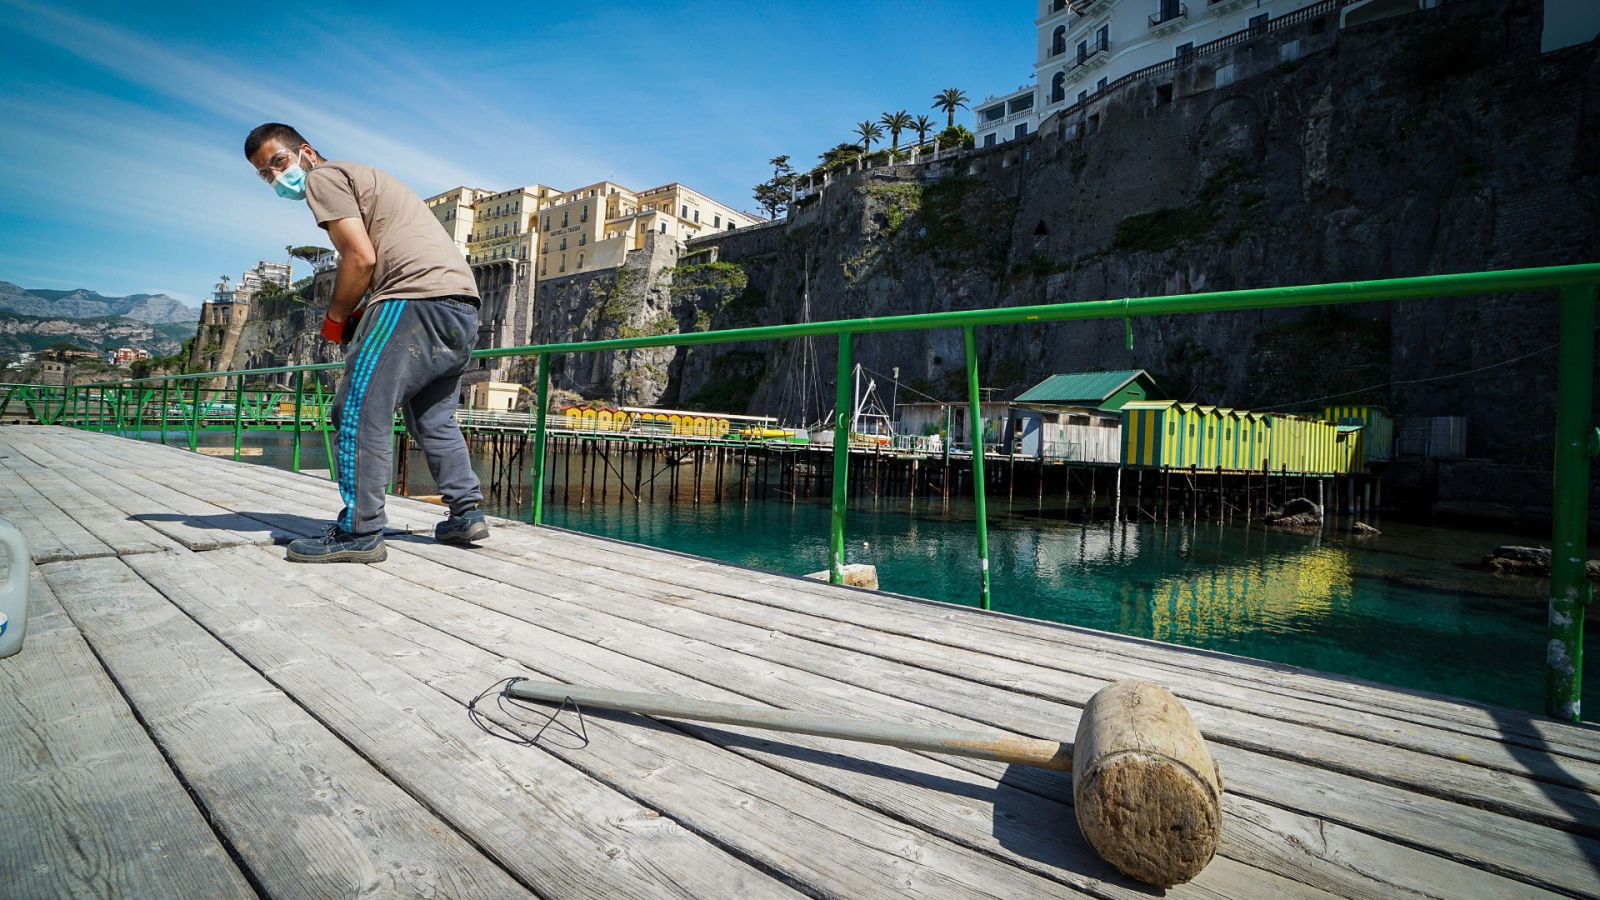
[324,217,376,324]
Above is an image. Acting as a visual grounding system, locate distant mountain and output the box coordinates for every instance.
[0,311,185,358]
[0,281,199,324]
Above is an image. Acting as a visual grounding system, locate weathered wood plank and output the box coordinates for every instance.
[527,524,1600,755]
[0,453,181,557]
[117,549,803,900]
[0,567,256,898]
[508,530,1600,809]
[0,439,116,562]
[389,536,1600,898]
[4,436,285,549]
[536,526,1600,757]
[42,556,537,899]
[180,545,1140,899]
[356,547,1520,900]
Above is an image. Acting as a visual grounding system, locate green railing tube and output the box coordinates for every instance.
[319,375,336,479]
[530,353,551,525]
[188,379,201,452]
[291,370,304,473]
[830,333,852,584]
[114,386,125,438]
[963,327,993,610]
[159,380,170,445]
[232,375,244,462]
[1546,283,1597,721]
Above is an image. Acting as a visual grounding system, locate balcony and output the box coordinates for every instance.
[1149,3,1189,35]
[1072,44,1108,70]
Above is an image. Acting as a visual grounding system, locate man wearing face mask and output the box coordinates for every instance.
[244,122,489,562]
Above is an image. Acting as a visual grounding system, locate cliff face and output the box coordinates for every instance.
[571,1,1594,520]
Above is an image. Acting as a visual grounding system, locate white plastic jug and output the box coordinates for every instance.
[0,515,29,659]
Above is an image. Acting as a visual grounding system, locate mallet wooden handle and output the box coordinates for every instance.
[506,680,1073,770]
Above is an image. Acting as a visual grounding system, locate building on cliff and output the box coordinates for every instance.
[973,0,1434,148]
[421,178,761,388]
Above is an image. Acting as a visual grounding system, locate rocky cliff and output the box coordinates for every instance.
[535,0,1596,520]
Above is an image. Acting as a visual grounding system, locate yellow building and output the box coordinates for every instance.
[425,186,493,256]
[468,185,561,265]
[537,181,761,278]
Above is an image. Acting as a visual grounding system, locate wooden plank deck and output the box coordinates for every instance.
[2,424,1599,898]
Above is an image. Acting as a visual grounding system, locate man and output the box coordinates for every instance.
[245,123,489,562]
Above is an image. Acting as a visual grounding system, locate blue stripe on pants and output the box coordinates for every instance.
[336,300,405,531]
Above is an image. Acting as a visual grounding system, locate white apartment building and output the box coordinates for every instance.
[974,0,1347,147]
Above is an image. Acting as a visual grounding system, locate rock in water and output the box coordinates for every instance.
[805,564,880,590]
[1264,497,1323,530]
[1484,546,1600,582]
[1352,521,1381,536]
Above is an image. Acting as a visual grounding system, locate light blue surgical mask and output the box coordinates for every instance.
[273,154,309,201]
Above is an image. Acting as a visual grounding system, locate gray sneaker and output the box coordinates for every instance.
[436,508,490,545]
[287,524,387,563]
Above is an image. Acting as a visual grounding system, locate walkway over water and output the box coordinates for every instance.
[3,424,1600,898]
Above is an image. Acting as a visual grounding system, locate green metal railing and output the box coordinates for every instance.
[9,263,1597,719]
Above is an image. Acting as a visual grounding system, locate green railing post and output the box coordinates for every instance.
[159,380,170,445]
[291,370,304,473]
[830,333,852,584]
[1546,283,1597,721]
[114,386,125,437]
[318,375,336,479]
[232,375,244,462]
[188,379,201,452]
[963,326,992,610]
[530,353,551,525]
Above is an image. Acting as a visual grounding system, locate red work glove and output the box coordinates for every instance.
[319,309,363,345]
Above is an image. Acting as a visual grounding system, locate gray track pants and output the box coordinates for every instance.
[330,296,484,535]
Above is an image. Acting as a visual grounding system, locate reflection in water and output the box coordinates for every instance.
[165,430,1589,716]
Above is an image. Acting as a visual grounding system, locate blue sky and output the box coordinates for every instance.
[0,0,1031,304]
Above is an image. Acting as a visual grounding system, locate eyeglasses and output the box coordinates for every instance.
[255,147,303,183]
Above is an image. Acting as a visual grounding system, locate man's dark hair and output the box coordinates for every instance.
[245,123,311,159]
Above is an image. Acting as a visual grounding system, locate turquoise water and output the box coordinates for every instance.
[171,429,1593,716]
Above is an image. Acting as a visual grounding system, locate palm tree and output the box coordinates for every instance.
[911,114,936,145]
[854,120,884,156]
[933,88,971,128]
[879,110,914,150]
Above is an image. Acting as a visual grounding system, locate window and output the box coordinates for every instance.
[579,234,587,246]
[562,211,569,227]
[1249,13,1267,34]
[1176,42,1194,61]
[559,238,567,251]
[558,259,565,272]
[1013,123,1028,140]
[1033,221,1049,251]
[1168,421,1176,435]
[1097,76,1108,92]
[726,222,734,230]
[1096,25,1109,51]
[983,104,1006,122]
[660,222,667,233]
[713,215,721,227]
[1078,89,1088,103]
[1051,25,1066,56]
[1077,40,1088,64]
[681,204,689,218]
[983,132,997,147]
[577,252,584,268]
[543,216,550,230]
[1051,71,1066,103]
[580,205,588,223]
[693,210,699,223]
[1155,83,1173,105]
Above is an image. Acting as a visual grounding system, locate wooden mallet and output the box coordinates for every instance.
[506,678,1222,887]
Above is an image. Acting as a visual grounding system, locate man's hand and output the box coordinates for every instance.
[320,308,364,344]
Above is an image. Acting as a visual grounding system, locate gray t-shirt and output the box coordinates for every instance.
[304,160,478,310]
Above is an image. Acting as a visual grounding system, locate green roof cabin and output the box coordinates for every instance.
[1014,369,1162,411]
